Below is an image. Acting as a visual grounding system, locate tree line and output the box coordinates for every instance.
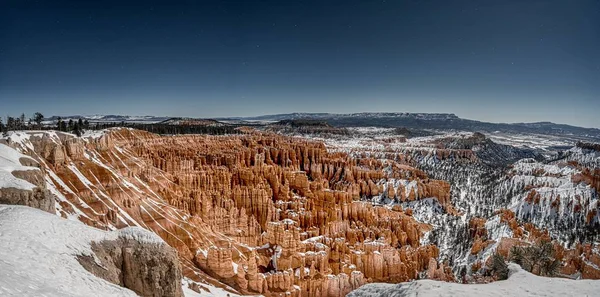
[1,113,242,136]
[0,112,45,131]
[0,113,89,136]
[93,122,243,135]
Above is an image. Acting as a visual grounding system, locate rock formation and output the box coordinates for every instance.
[5,126,595,294]
[78,228,184,297]
[2,129,450,296]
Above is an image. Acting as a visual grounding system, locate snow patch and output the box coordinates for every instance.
[0,143,40,190]
[348,263,600,297]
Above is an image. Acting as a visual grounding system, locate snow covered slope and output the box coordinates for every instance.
[0,204,141,296]
[347,263,600,297]
[0,143,39,190]
[0,130,252,296]
[0,204,241,297]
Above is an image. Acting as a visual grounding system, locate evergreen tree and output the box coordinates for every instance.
[7,116,15,131]
[73,122,82,137]
[33,112,44,128]
[57,117,67,132]
[19,113,26,129]
[491,253,509,280]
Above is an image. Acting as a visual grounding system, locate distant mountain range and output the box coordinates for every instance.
[227,112,600,141]
[44,115,170,124]
[227,112,461,121]
[45,112,600,141]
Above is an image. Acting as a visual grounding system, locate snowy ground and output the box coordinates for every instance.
[182,278,252,297]
[0,205,140,296]
[486,132,574,150]
[0,205,237,297]
[348,263,600,297]
[0,143,39,190]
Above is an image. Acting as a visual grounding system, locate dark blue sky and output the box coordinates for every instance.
[1,0,599,127]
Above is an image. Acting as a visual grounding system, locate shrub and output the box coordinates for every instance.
[509,241,560,276]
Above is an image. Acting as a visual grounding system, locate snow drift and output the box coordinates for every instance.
[347,263,600,297]
[0,205,182,297]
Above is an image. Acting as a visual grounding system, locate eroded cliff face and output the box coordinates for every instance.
[2,128,451,296]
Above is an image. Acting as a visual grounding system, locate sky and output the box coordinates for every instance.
[1,0,599,128]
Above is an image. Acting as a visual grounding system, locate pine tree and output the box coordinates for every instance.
[19,113,26,129]
[33,112,44,128]
[57,117,67,132]
[491,253,509,280]
[7,116,15,131]
[73,122,82,137]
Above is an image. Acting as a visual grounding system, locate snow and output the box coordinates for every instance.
[0,143,39,190]
[118,226,166,245]
[487,132,574,150]
[181,278,259,297]
[0,204,137,296]
[0,204,202,297]
[43,115,169,125]
[81,129,108,139]
[348,263,600,297]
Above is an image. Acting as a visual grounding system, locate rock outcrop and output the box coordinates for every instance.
[0,186,55,213]
[78,228,183,297]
